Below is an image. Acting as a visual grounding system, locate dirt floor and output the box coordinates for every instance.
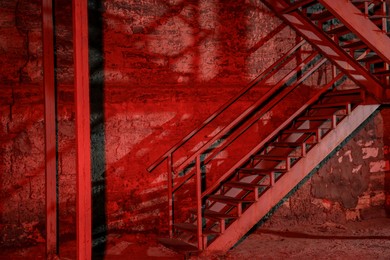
[224,217,390,260]
[1,218,389,259]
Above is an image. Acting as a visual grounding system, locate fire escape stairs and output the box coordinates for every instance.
[155,87,378,257]
[146,8,387,252]
[261,0,390,103]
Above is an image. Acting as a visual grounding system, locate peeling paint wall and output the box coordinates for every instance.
[265,112,390,228]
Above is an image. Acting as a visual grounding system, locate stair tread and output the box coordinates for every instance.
[208,194,255,204]
[158,238,199,253]
[283,0,316,13]
[373,69,390,76]
[270,141,305,147]
[202,209,237,220]
[174,223,219,235]
[224,181,269,189]
[310,10,333,21]
[326,25,350,35]
[238,168,285,174]
[311,102,352,108]
[189,208,237,220]
[342,40,367,49]
[358,54,383,63]
[297,115,334,121]
[325,88,363,96]
[253,154,288,160]
[369,15,389,20]
[283,128,320,133]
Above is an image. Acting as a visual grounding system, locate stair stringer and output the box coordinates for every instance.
[203,104,379,255]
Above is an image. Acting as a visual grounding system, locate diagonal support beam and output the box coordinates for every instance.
[73,0,92,259]
[319,0,390,65]
[261,0,384,102]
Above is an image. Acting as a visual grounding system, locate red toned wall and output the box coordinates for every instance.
[265,112,390,227]
[0,0,389,248]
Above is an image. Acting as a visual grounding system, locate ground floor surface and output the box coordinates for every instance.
[1,218,389,259]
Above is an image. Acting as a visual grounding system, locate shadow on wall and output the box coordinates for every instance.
[89,0,107,258]
[99,0,298,234]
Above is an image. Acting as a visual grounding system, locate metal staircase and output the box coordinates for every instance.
[147,1,387,256]
[261,0,390,102]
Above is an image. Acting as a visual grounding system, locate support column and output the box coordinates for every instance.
[42,0,57,256]
[73,0,92,259]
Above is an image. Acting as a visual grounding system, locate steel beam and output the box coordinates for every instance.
[72,0,92,259]
[42,0,57,257]
[319,0,390,65]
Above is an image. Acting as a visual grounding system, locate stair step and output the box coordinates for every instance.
[237,168,285,174]
[270,141,305,148]
[208,195,255,205]
[283,0,316,13]
[351,0,383,5]
[224,181,269,190]
[311,102,352,109]
[358,54,383,63]
[369,15,389,20]
[373,70,390,76]
[326,25,350,35]
[253,154,286,160]
[198,209,237,220]
[342,40,367,49]
[283,128,320,134]
[309,10,333,21]
[158,238,199,253]
[174,223,219,235]
[297,115,334,121]
[351,0,383,7]
[325,88,363,97]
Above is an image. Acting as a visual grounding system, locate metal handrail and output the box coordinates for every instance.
[147,39,306,173]
[172,52,322,176]
[201,72,345,198]
[170,52,324,193]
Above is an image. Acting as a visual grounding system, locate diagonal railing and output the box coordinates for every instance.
[147,38,336,240]
[147,39,306,173]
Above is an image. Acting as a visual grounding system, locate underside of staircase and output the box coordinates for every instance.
[147,0,389,257]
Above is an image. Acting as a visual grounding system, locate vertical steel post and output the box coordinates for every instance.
[195,155,203,250]
[167,154,173,238]
[73,0,92,259]
[42,0,57,256]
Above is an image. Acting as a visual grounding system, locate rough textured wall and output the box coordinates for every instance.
[263,111,390,228]
[97,0,297,236]
[0,0,388,250]
[0,0,298,246]
[0,0,45,247]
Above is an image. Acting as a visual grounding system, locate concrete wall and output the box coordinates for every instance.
[0,0,388,248]
[264,111,390,228]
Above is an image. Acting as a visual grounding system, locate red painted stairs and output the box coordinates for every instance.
[261,0,390,102]
[147,1,389,256]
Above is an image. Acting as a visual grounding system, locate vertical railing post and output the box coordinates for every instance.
[167,154,173,238]
[195,155,203,250]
